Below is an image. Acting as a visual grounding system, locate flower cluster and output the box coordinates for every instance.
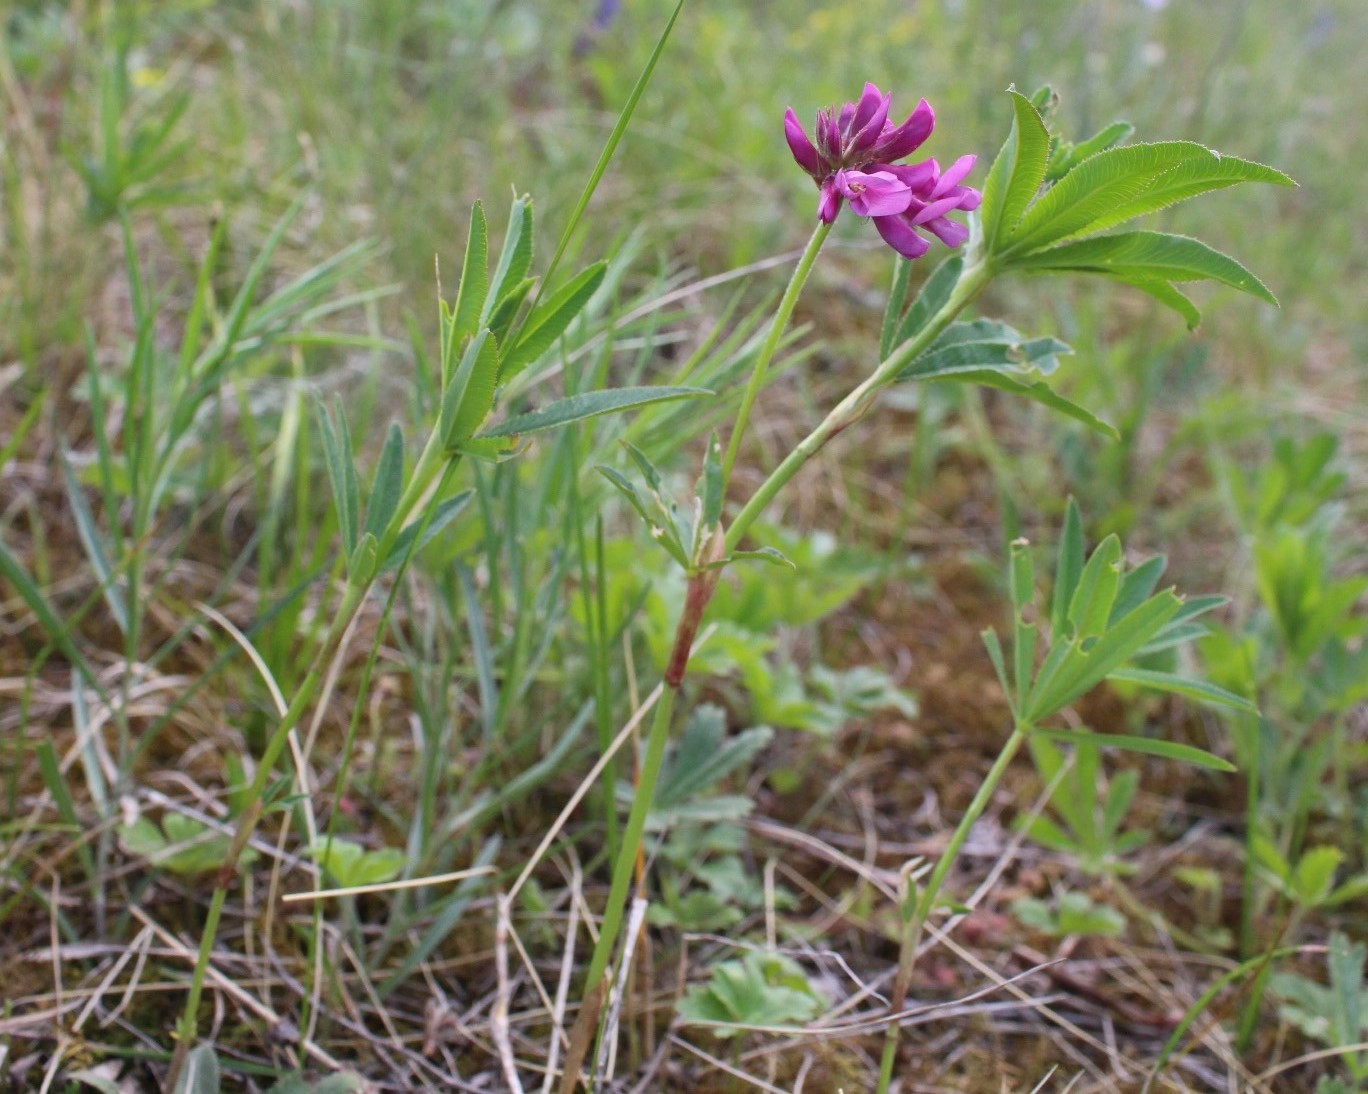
[784,83,981,260]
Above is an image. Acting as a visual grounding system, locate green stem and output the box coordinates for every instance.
[586,684,677,991]
[724,256,993,556]
[721,219,832,486]
[875,723,1028,1093]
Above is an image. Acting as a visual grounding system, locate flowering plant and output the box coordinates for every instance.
[565,79,1292,1093]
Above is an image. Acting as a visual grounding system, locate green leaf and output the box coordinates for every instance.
[477,386,710,438]
[173,1044,222,1094]
[699,432,725,532]
[676,951,822,1036]
[308,837,406,888]
[382,490,473,570]
[1005,141,1294,253]
[597,465,690,569]
[482,197,533,329]
[1106,668,1258,713]
[1046,120,1135,182]
[1292,846,1344,907]
[1030,726,1236,772]
[1109,556,1168,624]
[1052,499,1085,637]
[120,814,256,876]
[981,626,1014,711]
[897,318,1071,381]
[485,276,537,345]
[363,422,405,540]
[59,445,128,635]
[316,399,360,556]
[1068,535,1123,639]
[1115,275,1202,329]
[728,546,796,570]
[1027,590,1183,719]
[880,256,915,359]
[891,253,963,350]
[441,328,501,448]
[1010,231,1278,306]
[979,90,1051,250]
[499,261,606,383]
[451,201,489,348]
[929,368,1118,437]
[651,704,772,815]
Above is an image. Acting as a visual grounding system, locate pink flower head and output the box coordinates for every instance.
[784,84,980,260]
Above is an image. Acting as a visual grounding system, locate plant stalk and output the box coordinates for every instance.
[724,255,992,556]
[875,722,1028,1093]
[721,219,832,485]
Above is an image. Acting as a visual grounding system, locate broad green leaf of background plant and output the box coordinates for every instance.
[1013,890,1126,938]
[1271,932,1368,1083]
[172,1044,221,1094]
[308,837,406,889]
[119,814,258,875]
[646,704,773,828]
[677,951,823,1036]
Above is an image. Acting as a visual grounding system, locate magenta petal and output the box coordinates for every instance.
[910,195,968,224]
[873,98,935,161]
[920,216,970,248]
[850,83,885,132]
[880,159,938,192]
[848,92,892,158]
[838,169,912,217]
[837,101,856,133]
[933,154,977,194]
[817,181,843,224]
[874,215,931,260]
[784,108,822,177]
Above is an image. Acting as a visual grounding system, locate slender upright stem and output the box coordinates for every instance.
[725,256,992,556]
[875,723,1028,1093]
[721,220,832,486]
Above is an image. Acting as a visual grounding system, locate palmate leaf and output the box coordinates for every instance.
[477,385,710,438]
